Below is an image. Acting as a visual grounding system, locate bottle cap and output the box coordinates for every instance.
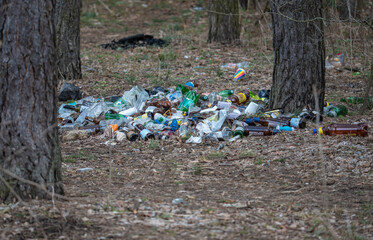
[245,118,254,124]
[253,117,260,122]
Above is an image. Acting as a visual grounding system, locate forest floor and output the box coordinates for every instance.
[1,0,372,239]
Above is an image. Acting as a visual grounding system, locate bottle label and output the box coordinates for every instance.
[237,93,247,103]
[290,118,300,128]
[249,132,264,136]
[140,129,152,139]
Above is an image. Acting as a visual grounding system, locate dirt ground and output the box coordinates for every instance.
[1,0,372,239]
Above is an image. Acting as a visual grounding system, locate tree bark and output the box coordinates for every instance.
[338,0,362,20]
[0,0,63,201]
[269,0,325,113]
[55,0,82,80]
[208,0,240,44]
[240,0,249,10]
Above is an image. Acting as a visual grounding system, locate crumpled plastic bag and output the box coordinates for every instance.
[203,109,228,132]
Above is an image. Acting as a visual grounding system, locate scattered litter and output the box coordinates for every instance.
[58,70,368,144]
[77,168,94,172]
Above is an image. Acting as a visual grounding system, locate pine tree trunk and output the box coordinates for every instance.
[240,0,249,10]
[269,0,325,113]
[208,0,240,43]
[55,0,82,80]
[0,0,63,201]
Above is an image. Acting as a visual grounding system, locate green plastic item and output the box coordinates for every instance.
[327,105,348,117]
[105,113,125,120]
[218,89,234,97]
[249,91,266,101]
[177,90,199,112]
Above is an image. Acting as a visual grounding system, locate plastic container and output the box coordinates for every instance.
[313,123,368,136]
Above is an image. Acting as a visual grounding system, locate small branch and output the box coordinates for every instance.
[98,0,114,15]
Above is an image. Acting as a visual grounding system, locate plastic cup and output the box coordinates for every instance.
[233,68,246,81]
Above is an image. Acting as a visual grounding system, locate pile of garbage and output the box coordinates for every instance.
[101,34,166,50]
[58,80,369,142]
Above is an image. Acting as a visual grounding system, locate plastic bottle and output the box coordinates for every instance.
[177,90,199,112]
[220,61,249,69]
[313,123,368,136]
[244,126,280,136]
[279,117,306,129]
[178,119,190,138]
[276,126,294,131]
[326,105,348,117]
[218,90,234,97]
[246,117,306,129]
[228,91,250,105]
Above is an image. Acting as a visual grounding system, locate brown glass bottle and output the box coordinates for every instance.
[243,126,280,136]
[315,123,368,136]
[228,91,250,105]
[78,125,101,135]
[85,116,101,125]
[250,117,306,129]
[146,98,171,111]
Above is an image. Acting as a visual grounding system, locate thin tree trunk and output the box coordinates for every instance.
[269,0,325,113]
[0,0,63,201]
[360,62,373,113]
[208,0,240,44]
[240,0,248,10]
[55,0,82,80]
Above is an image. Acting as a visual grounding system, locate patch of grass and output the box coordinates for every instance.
[213,67,224,79]
[254,157,264,165]
[192,164,203,175]
[123,73,137,85]
[274,157,286,163]
[207,151,226,160]
[80,12,97,27]
[63,150,96,163]
[174,181,184,185]
[239,150,255,158]
[158,213,171,220]
[148,139,160,150]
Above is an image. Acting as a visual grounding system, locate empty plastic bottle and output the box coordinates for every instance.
[218,90,234,97]
[313,123,368,136]
[228,91,250,105]
[177,90,199,112]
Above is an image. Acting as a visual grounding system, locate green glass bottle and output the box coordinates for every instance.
[233,126,244,138]
[218,89,234,97]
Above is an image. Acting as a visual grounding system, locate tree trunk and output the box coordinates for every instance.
[240,0,248,10]
[269,0,325,113]
[338,0,362,20]
[0,0,63,201]
[55,0,82,80]
[208,0,240,44]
